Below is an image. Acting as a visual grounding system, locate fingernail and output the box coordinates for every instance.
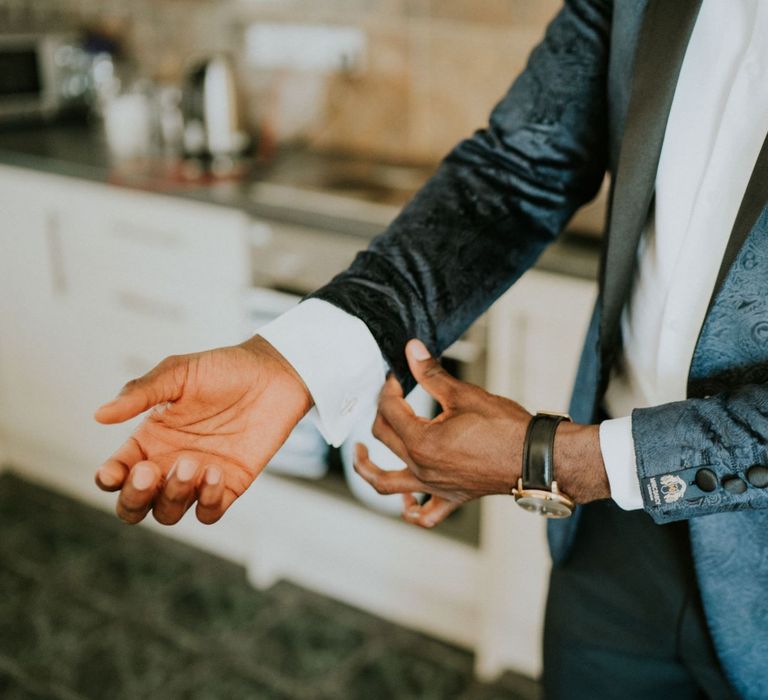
[176,458,197,482]
[406,507,421,519]
[409,340,430,361]
[98,468,117,487]
[132,465,154,491]
[424,518,436,528]
[205,466,221,485]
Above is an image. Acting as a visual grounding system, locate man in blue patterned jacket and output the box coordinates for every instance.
[94,1,766,697]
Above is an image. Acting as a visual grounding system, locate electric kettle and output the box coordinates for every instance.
[182,54,248,160]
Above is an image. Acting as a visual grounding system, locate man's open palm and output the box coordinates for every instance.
[94,337,312,525]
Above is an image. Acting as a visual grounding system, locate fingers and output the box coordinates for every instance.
[151,457,201,526]
[380,373,405,400]
[196,467,236,525]
[115,461,162,524]
[95,437,144,492]
[378,377,426,445]
[356,439,461,530]
[354,443,423,496]
[112,454,237,526]
[371,412,419,470]
[405,339,460,408]
[403,494,460,529]
[402,493,419,511]
[94,355,186,425]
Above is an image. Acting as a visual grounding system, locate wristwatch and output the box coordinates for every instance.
[512,412,575,518]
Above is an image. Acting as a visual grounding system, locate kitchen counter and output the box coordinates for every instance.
[0,122,602,280]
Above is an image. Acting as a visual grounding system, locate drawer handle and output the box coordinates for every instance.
[45,211,67,296]
[114,290,185,321]
[111,221,181,249]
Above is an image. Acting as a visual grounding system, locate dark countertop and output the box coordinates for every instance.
[0,122,602,280]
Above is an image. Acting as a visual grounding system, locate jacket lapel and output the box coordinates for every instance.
[600,0,702,371]
[708,134,768,315]
[687,133,768,396]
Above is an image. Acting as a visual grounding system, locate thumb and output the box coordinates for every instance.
[94,356,186,424]
[405,339,458,407]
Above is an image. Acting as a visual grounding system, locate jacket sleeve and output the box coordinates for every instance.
[308,0,612,390]
[631,387,768,523]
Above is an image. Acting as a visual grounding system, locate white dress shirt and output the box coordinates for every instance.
[260,0,768,510]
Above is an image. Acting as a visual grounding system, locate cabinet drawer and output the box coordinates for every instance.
[50,220,248,337]
[92,280,246,346]
[101,207,249,283]
[62,216,248,290]
[51,189,250,301]
[80,301,241,381]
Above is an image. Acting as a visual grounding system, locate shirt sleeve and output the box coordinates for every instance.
[599,416,644,510]
[257,299,388,447]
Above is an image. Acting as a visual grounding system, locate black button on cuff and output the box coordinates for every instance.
[695,468,718,492]
[747,465,768,488]
[722,476,747,495]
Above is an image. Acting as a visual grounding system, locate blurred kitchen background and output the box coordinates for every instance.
[0,1,605,698]
[0,0,570,161]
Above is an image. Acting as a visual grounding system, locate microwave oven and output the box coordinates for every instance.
[0,33,87,123]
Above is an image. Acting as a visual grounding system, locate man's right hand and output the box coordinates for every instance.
[94,336,312,526]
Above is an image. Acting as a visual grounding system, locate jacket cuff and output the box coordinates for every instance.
[631,400,767,523]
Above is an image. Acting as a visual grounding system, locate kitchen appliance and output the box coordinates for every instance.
[0,33,88,123]
[182,54,248,163]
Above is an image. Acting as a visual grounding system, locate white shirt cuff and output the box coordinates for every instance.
[599,416,644,510]
[258,299,387,447]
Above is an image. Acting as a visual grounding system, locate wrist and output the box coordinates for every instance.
[241,334,314,412]
[553,422,610,503]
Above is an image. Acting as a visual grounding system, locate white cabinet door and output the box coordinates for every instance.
[476,269,597,680]
[0,166,251,475]
[0,172,69,451]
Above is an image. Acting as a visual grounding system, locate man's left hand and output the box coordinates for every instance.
[354,339,610,528]
[354,339,533,528]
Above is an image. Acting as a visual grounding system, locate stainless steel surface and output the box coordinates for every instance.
[249,182,400,229]
[261,158,432,205]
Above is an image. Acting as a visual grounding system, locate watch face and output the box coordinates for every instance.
[515,491,573,518]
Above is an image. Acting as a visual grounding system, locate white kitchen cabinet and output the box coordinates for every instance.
[0,178,68,453]
[0,165,251,481]
[477,269,597,679]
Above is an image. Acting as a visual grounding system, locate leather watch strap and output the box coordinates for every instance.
[522,413,571,491]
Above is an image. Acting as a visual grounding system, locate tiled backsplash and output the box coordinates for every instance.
[4,0,560,163]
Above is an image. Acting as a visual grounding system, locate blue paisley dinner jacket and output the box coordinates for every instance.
[309,1,767,696]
